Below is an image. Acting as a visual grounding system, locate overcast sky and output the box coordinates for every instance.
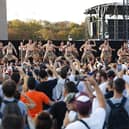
[7,0,122,23]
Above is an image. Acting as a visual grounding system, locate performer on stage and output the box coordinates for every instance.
[42,40,57,63]
[24,39,35,61]
[64,41,75,60]
[33,41,41,63]
[117,41,129,63]
[99,39,114,65]
[3,41,18,62]
[59,41,66,56]
[80,40,96,64]
[19,41,26,63]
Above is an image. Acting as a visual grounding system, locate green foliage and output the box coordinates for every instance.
[8,19,89,40]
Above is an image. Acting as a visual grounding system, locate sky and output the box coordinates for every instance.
[7,0,122,24]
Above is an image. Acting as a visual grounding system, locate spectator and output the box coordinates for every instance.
[106,78,129,129]
[11,72,21,100]
[21,77,53,118]
[36,69,57,100]
[49,81,78,129]
[1,79,27,128]
[2,114,24,129]
[35,112,52,129]
[64,77,106,129]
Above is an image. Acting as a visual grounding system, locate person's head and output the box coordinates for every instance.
[106,80,114,91]
[47,40,52,45]
[27,77,36,90]
[11,72,20,85]
[2,114,24,129]
[20,42,23,46]
[107,70,116,81]
[59,67,68,79]
[29,39,32,44]
[35,112,52,129]
[75,95,92,117]
[65,93,76,111]
[60,41,64,46]
[47,69,53,77]
[63,81,78,96]
[95,70,107,84]
[2,79,16,98]
[113,78,125,94]
[8,42,12,47]
[39,69,48,81]
[104,39,109,45]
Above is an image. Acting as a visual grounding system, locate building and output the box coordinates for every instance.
[84,1,129,40]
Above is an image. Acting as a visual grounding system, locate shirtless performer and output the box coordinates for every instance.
[19,41,26,63]
[117,42,129,63]
[64,41,75,60]
[99,40,114,65]
[33,41,41,63]
[3,41,18,62]
[59,41,66,56]
[80,40,96,64]
[71,43,79,58]
[42,40,57,62]
[24,40,35,61]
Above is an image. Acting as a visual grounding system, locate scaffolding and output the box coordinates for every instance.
[84,2,129,40]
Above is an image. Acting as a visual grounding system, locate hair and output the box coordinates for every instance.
[76,100,92,116]
[2,79,16,97]
[27,77,36,90]
[64,81,78,93]
[35,112,52,129]
[107,80,114,89]
[47,69,53,77]
[2,114,24,129]
[39,69,48,79]
[59,66,68,79]
[113,78,125,94]
[11,72,20,84]
[99,70,107,80]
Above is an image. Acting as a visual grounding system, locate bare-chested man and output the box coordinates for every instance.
[42,40,57,62]
[64,41,75,60]
[33,41,41,63]
[3,41,18,62]
[117,42,129,63]
[24,40,35,61]
[59,41,66,56]
[71,43,79,58]
[19,41,26,63]
[99,40,114,64]
[80,40,96,64]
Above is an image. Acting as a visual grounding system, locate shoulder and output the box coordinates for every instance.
[17,100,27,111]
[91,107,106,117]
[65,121,83,129]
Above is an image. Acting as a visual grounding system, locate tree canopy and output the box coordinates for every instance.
[8,19,89,40]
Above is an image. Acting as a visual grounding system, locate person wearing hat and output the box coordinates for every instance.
[64,77,106,129]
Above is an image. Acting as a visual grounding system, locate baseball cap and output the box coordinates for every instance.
[75,94,92,115]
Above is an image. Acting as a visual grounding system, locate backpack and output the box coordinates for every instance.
[107,97,129,129]
[78,119,90,129]
[0,99,32,129]
[0,99,22,119]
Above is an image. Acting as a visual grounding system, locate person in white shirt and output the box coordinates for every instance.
[64,77,106,129]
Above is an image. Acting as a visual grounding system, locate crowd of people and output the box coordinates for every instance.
[0,39,129,129]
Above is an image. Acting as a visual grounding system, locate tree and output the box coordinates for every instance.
[8,19,88,40]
